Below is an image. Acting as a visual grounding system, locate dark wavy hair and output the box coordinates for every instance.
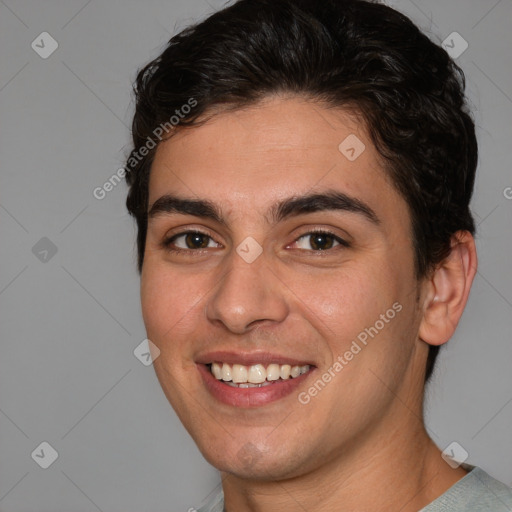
[125,0,477,382]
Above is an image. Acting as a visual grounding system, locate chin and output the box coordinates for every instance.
[198,439,312,481]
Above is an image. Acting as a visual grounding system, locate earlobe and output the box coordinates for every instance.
[419,231,478,346]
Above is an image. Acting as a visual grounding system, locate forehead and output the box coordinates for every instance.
[148,96,401,222]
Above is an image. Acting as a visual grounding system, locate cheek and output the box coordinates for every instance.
[292,263,414,390]
[140,263,203,354]
[293,268,391,346]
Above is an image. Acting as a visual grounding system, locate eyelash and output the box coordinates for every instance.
[161,229,350,254]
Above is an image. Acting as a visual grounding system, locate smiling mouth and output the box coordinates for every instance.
[207,362,312,388]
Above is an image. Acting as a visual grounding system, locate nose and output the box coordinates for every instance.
[205,249,289,334]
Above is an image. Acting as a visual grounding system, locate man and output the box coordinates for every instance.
[124,0,512,510]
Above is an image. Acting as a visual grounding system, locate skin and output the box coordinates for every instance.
[140,95,477,511]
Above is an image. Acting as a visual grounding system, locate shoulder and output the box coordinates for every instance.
[421,465,512,512]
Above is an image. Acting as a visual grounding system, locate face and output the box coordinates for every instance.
[141,96,427,480]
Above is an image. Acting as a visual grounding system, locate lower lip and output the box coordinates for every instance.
[197,364,314,408]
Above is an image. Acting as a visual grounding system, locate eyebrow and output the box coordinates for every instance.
[270,190,380,225]
[147,190,380,226]
[148,194,223,223]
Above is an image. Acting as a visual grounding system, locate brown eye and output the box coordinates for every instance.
[293,231,349,251]
[309,233,335,250]
[162,231,219,252]
[183,232,210,249]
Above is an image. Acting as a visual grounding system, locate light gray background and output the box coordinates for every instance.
[0,0,511,510]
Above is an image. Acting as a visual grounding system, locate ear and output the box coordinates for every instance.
[419,231,478,346]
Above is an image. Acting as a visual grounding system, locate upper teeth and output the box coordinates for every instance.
[210,362,310,384]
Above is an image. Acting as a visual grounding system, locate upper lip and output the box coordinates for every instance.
[195,350,315,367]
